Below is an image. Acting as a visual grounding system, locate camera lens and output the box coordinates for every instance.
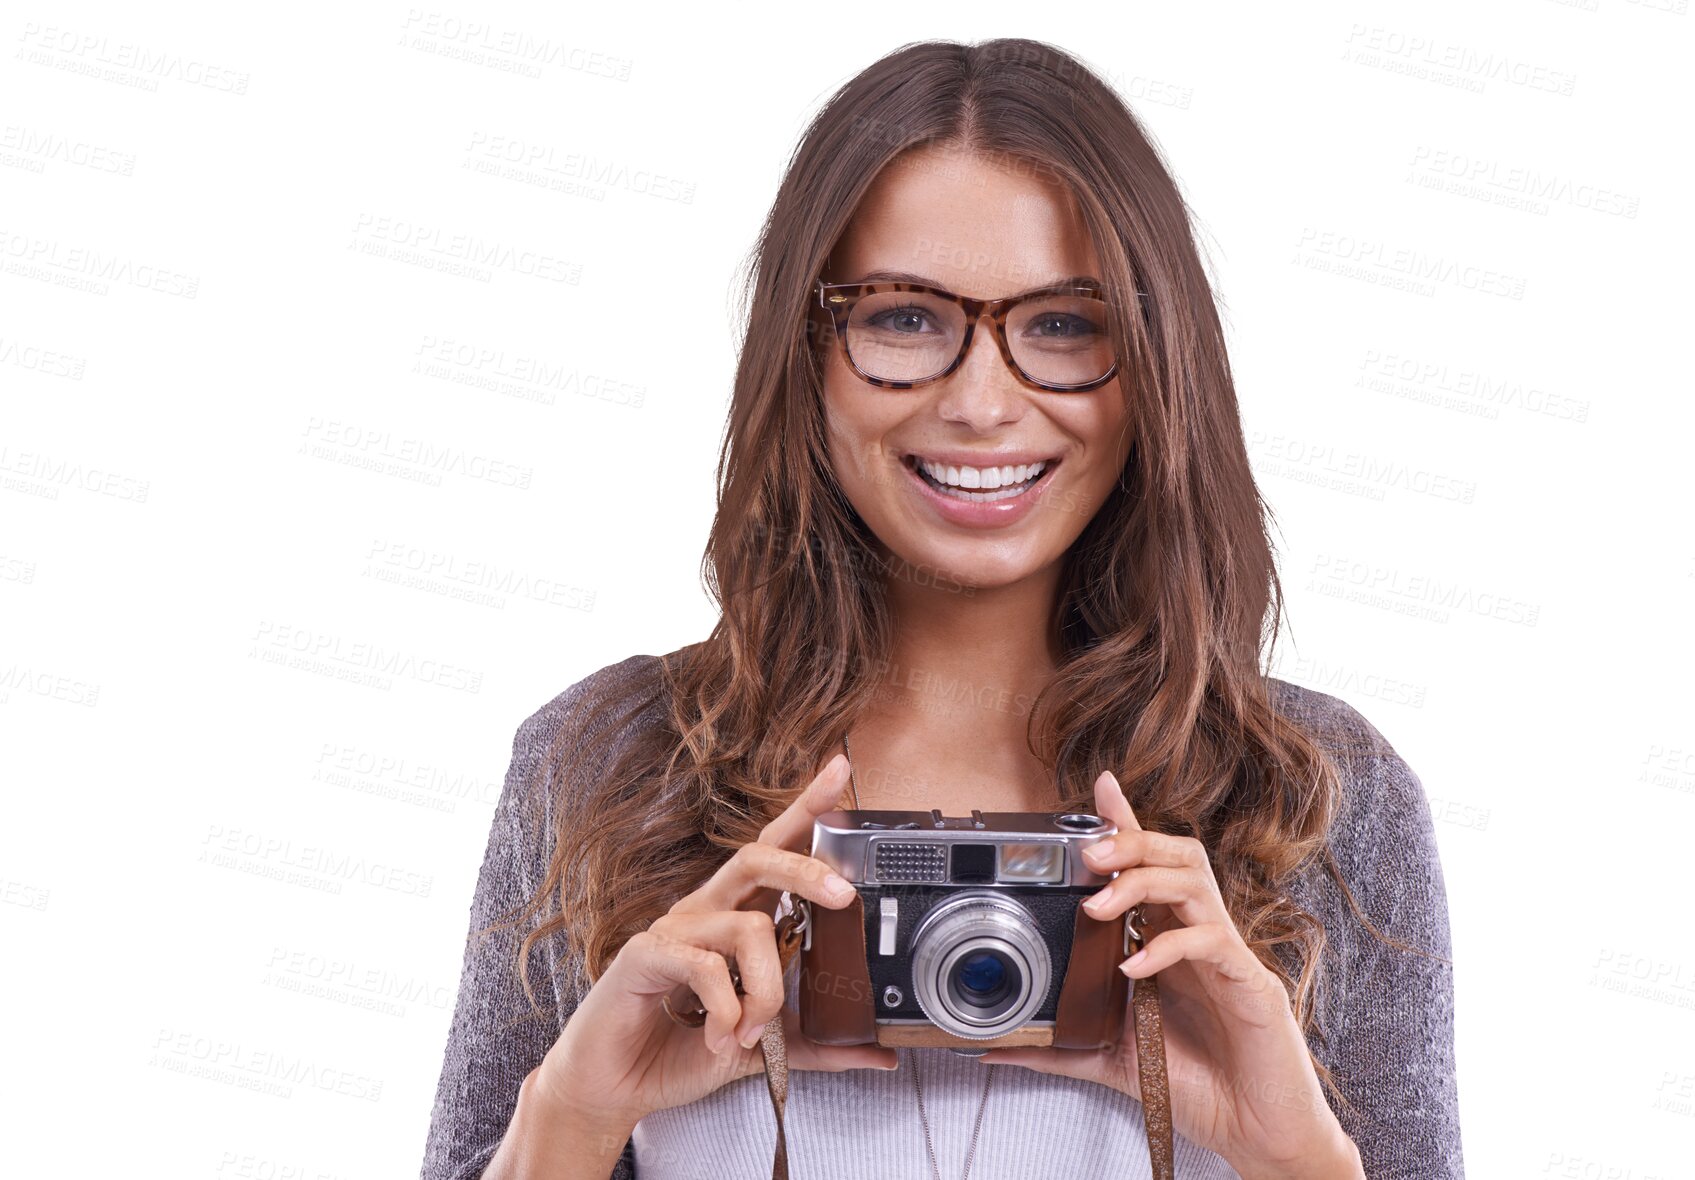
[910,892,1052,1040]
[952,950,1014,1008]
[959,951,1005,995]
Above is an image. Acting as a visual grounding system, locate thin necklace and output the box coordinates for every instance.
[844,731,997,1180]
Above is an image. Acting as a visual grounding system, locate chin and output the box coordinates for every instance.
[878,535,1051,591]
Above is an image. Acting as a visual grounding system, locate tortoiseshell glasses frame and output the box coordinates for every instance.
[814,277,1146,393]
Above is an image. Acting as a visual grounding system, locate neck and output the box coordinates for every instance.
[835,552,1070,812]
[867,550,1067,742]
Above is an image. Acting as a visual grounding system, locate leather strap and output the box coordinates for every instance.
[753,898,1174,1179]
[758,901,808,1178]
[1127,912,1175,1179]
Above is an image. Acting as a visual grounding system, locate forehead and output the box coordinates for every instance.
[831,144,1101,300]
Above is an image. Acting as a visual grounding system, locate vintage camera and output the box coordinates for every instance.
[794,807,1135,1055]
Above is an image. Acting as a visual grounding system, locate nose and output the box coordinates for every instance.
[933,315,1025,431]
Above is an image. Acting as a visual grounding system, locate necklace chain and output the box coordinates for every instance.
[844,731,996,1179]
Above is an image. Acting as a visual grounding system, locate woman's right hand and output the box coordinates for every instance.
[533,752,898,1129]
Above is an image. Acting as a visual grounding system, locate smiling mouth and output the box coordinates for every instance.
[901,454,1060,503]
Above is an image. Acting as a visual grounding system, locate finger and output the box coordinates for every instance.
[671,839,857,917]
[975,1044,1111,1086]
[1094,769,1141,832]
[758,753,853,850]
[1081,828,1207,874]
[788,1039,902,1073]
[616,929,746,1053]
[720,753,854,920]
[726,911,787,1048]
[1082,863,1228,928]
[649,909,788,1049]
[978,1042,1158,1107]
[1120,922,1279,999]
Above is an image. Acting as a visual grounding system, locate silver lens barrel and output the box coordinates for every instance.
[909,891,1052,1040]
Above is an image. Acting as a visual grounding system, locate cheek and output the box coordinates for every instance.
[828,428,873,494]
[823,385,901,493]
[1055,390,1133,470]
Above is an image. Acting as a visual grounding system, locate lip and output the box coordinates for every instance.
[900,452,1061,530]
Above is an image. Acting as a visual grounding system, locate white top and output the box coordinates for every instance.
[631,953,1241,1178]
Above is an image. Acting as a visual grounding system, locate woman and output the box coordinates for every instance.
[421,37,1461,1180]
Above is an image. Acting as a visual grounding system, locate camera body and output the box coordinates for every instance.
[796,807,1133,1054]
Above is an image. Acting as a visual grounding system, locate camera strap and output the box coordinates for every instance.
[751,900,1175,1179]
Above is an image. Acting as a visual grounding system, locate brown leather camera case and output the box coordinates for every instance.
[798,892,1130,1050]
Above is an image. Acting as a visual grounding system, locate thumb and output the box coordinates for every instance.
[977,1045,1101,1082]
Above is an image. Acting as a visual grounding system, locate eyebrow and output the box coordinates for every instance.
[852,269,1103,297]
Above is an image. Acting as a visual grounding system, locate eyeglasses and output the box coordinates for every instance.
[815,277,1143,393]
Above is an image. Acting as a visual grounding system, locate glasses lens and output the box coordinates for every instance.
[844,289,965,384]
[842,288,1114,388]
[1006,293,1114,388]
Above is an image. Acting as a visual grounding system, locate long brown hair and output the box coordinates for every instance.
[498,37,1429,1112]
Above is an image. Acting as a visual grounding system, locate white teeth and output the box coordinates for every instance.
[919,458,1048,490]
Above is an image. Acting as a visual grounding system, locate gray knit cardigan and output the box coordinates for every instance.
[420,654,1464,1178]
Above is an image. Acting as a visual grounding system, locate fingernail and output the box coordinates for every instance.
[1082,843,1106,863]
[1082,893,1106,913]
[740,1027,762,1049]
[710,1031,729,1052]
[825,872,854,900]
[1121,949,1148,975]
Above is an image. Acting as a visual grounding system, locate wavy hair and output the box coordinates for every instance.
[492,37,1435,1114]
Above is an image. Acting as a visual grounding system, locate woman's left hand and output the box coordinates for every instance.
[976,771,1363,1180]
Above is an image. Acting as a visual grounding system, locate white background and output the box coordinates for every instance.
[3,2,1691,1177]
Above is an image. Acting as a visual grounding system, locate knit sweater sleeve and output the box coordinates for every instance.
[1280,689,1465,1177]
[419,656,659,1180]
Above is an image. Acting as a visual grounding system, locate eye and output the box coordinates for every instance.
[1026,313,1099,339]
[866,305,941,335]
